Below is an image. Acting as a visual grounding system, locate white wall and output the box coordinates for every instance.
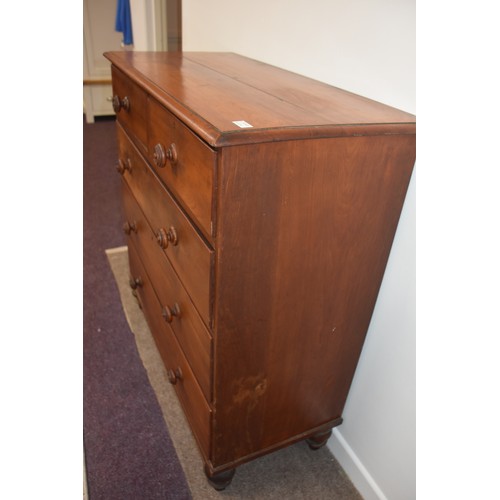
[183,1,416,499]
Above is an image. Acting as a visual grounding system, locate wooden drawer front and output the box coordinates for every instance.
[122,181,212,401]
[117,123,213,326]
[127,241,212,460]
[111,66,148,151]
[148,98,216,239]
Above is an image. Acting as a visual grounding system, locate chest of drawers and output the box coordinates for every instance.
[105,51,416,490]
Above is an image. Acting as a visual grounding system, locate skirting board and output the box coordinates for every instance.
[328,429,388,500]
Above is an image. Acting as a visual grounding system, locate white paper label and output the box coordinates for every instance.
[232,120,253,128]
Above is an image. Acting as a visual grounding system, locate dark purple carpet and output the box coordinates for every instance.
[83,116,192,500]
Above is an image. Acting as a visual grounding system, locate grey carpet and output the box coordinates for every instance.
[84,116,191,499]
[107,246,363,499]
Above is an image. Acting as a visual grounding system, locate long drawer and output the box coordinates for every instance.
[128,240,212,461]
[116,122,213,326]
[122,180,213,402]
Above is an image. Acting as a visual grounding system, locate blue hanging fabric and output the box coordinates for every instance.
[115,0,133,46]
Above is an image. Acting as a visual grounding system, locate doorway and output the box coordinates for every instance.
[155,0,182,51]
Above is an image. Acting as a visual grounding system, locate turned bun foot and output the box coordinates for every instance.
[204,465,236,491]
[306,429,333,450]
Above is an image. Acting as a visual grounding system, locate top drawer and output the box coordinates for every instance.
[111,66,148,151]
[148,98,216,240]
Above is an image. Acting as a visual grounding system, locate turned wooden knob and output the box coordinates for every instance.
[153,143,166,168]
[162,303,181,323]
[116,158,132,175]
[153,143,177,168]
[166,143,178,165]
[122,221,137,235]
[166,226,178,246]
[129,276,143,290]
[167,367,183,385]
[112,95,130,113]
[156,226,178,249]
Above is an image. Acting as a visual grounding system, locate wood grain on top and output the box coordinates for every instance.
[104,51,415,147]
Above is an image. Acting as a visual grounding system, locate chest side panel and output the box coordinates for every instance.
[211,133,415,468]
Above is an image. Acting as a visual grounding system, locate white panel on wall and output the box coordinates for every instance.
[83,0,124,122]
[183,1,415,498]
[83,0,123,78]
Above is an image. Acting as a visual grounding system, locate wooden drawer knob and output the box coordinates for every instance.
[155,226,178,249]
[129,276,143,290]
[162,303,181,323]
[153,143,178,168]
[166,143,178,165]
[167,367,183,385]
[116,158,132,175]
[122,221,137,235]
[112,95,130,113]
[153,143,166,168]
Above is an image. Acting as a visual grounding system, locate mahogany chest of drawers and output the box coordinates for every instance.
[105,51,416,490]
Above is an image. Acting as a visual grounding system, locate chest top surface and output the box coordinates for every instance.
[104,51,415,147]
